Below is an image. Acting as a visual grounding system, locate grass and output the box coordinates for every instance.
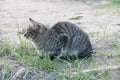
[0,30,120,80]
[110,0,120,4]
[76,0,120,4]
[96,0,120,12]
[69,16,83,20]
[97,3,120,9]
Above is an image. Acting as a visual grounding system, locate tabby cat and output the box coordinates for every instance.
[24,18,93,60]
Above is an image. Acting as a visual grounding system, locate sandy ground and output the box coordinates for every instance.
[0,0,120,43]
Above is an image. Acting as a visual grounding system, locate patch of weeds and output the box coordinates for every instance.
[64,74,91,80]
[1,72,14,80]
[11,36,56,70]
[110,0,120,4]
[89,71,109,80]
[0,40,12,57]
[0,57,13,80]
[95,0,120,14]
[96,2,120,10]
[3,58,12,72]
[97,3,113,9]
[69,16,83,20]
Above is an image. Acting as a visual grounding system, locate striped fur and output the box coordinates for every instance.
[24,18,92,60]
[52,22,93,59]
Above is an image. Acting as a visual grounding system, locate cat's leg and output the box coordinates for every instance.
[37,49,44,59]
[58,36,92,60]
[78,41,93,58]
[49,49,61,60]
[69,36,92,59]
[60,33,70,49]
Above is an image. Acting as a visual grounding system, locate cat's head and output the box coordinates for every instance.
[24,18,47,41]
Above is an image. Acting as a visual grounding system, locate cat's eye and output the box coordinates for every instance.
[28,32,33,36]
[29,32,33,35]
[28,32,36,38]
[24,32,31,37]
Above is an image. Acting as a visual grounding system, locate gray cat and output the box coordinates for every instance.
[24,18,93,60]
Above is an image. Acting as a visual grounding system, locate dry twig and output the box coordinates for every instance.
[82,65,120,73]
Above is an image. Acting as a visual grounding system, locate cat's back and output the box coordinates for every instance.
[51,22,85,37]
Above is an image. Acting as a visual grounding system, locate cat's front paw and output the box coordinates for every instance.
[39,56,44,59]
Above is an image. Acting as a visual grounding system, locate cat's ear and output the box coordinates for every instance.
[29,18,38,25]
[29,18,45,33]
